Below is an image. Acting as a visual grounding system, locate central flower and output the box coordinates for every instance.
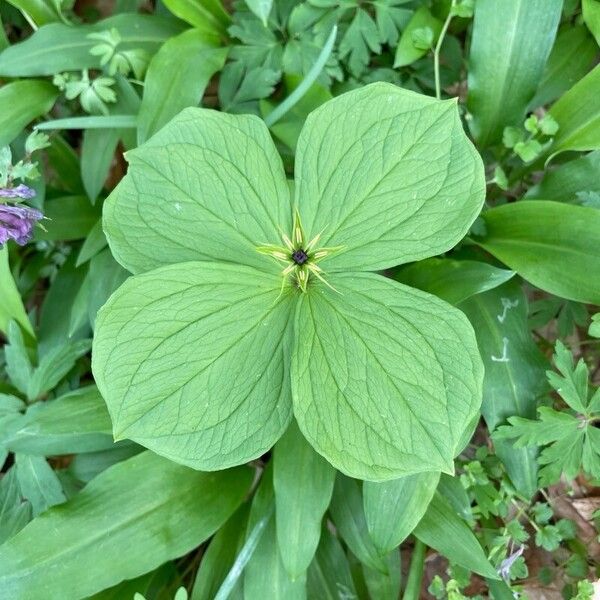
[256,209,342,293]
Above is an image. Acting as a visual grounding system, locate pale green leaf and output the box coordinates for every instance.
[137,29,227,144]
[162,0,230,36]
[476,201,600,304]
[0,246,34,338]
[15,453,66,516]
[583,0,600,46]
[104,108,291,274]
[294,83,485,272]
[467,0,562,146]
[0,452,252,600]
[245,0,272,26]
[292,272,483,481]
[363,471,440,553]
[393,7,442,68]
[0,79,57,146]
[81,128,120,203]
[92,262,294,471]
[273,420,336,577]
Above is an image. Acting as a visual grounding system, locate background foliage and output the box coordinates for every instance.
[1,0,600,598]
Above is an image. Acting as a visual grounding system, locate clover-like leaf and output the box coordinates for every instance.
[294,83,485,272]
[292,273,483,480]
[104,108,292,274]
[92,262,294,470]
[93,82,485,481]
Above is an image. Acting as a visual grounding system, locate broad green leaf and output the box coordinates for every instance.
[104,108,291,274]
[36,195,102,241]
[393,6,442,68]
[67,444,142,484]
[4,321,33,396]
[467,0,562,146]
[191,506,248,600]
[245,0,272,26]
[137,29,227,144]
[363,471,440,554]
[0,79,57,146]
[583,0,600,46]
[292,272,483,481]
[307,528,357,600]
[0,452,252,600]
[476,201,600,304]
[414,493,498,579]
[6,0,62,26]
[244,466,305,599]
[548,65,600,157]
[394,258,515,305]
[529,25,598,110]
[362,551,401,600]
[15,453,66,516]
[294,83,485,272]
[273,420,336,577]
[460,281,547,498]
[0,387,113,455]
[526,150,600,202]
[0,15,184,77]
[92,262,294,471]
[0,246,34,338]
[163,0,230,36]
[0,468,32,544]
[328,475,387,572]
[81,128,120,203]
[77,219,108,266]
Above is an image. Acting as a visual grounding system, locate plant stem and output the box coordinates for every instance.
[434,0,457,100]
[402,538,427,600]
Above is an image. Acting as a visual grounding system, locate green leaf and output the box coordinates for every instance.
[0,15,184,77]
[0,468,32,544]
[476,201,600,304]
[92,262,294,471]
[0,452,252,599]
[15,453,66,516]
[77,219,108,266]
[243,466,305,599]
[529,25,598,110]
[467,0,562,146]
[526,150,600,202]
[0,387,113,455]
[162,0,230,36]
[273,420,336,577]
[5,0,62,26]
[307,528,357,600]
[137,29,227,144]
[339,8,381,76]
[245,0,272,26]
[104,108,291,274]
[36,115,138,130]
[362,551,401,600]
[583,0,600,46]
[36,195,102,241]
[294,83,485,272]
[191,506,248,600]
[292,272,483,480]
[0,246,34,338]
[414,493,499,579]
[394,6,442,68]
[548,65,600,157]
[460,281,547,498]
[5,321,33,396]
[363,471,440,554]
[81,128,120,203]
[394,258,515,305]
[328,474,387,572]
[0,79,57,146]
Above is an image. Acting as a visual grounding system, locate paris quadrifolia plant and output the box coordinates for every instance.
[93,83,486,481]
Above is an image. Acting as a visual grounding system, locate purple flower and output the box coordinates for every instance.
[0,204,44,246]
[0,184,36,199]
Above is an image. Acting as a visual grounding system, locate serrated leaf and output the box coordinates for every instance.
[104,108,290,275]
[92,262,294,471]
[294,83,485,272]
[292,272,483,480]
[245,0,273,25]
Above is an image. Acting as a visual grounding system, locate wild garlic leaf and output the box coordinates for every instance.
[292,272,483,480]
[294,84,485,272]
[92,262,294,470]
[103,108,291,275]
